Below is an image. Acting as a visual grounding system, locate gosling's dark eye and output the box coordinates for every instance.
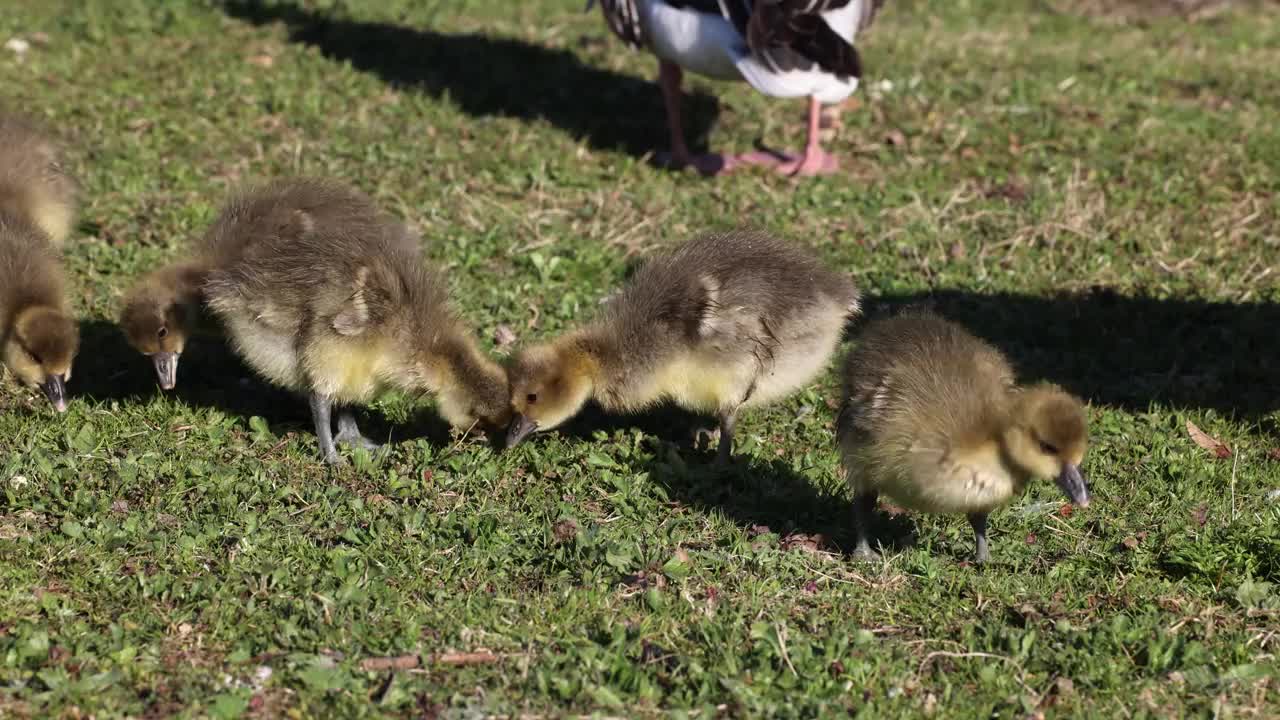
[526,393,538,404]
[157,327,168,339]
[1038,440,1059,455]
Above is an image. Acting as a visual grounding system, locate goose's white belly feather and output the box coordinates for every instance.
[736,61,859,103]
[642,1,744,81]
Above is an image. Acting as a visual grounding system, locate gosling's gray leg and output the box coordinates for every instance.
[968,512,990,564]
[309,392,341,465]
[335,410,381,451]
[714,411,737,467]
[852,491,881,561]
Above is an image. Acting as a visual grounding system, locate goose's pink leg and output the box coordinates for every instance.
[655,61,737,175]
[737,96,840,176]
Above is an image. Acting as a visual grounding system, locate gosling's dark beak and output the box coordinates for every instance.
[506,414,538,448]
[39,374,68,413]
[1056,463,1090,507]
[151,351,179,391]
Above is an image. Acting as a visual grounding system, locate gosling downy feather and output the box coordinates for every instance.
[837,310,1090,563]
[507,230,860,462]
[120,178,366,389]
[0,111,78,248]
[0,217,78,411]
[119,261,212,389]
[202,178,509,464]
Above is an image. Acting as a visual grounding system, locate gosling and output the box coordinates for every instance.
[506,230,860,462]
[0,112,79,412]
[119,262,211,389]
[837,310,1090,563]
[0,111,78,247]
[202,178,510,464]
[0,220,78,412]
[120,179,358,389]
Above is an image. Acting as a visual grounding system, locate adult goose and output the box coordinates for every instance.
[589,0,885,176]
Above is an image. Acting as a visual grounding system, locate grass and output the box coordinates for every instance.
[1,0,1278,716]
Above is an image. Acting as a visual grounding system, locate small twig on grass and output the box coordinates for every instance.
[248,651,286,665]
[805,566,873,587]
[261,435,292,460]
[360,654,420,671]
[917,650,1038,701]
[905,638,965,651]
[804,564,905,591]
[447,418,481,456]
[433,651,501,666]
[917,650,1010,676]
[1230,451,1239,521]
[359,651,503,672]
[775,623,798,677]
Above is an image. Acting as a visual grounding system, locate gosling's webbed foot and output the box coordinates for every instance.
[713,412,738,468]
[968,513,991,565]
[310,392,344,465]
[336,411,382,452]
[712,441,736,468]
[851,542,881,562]
[335,428,382,452]
[850,491,881,561]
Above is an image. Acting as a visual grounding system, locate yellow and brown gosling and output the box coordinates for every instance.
[506,230,860,462]
[0,111,78,412]
[202,177,510,464]
[119,178,367,390]
[0,218,78,411]
[837,310,1090,563]
[119,262,211,390]
[0,111,78,247]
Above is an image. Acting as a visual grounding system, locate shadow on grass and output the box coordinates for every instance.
[641,446,915,555]
[73,319,304,420]
[867,288,1280,418]
[549,402,913,554]
[220,0,721,159]
[70,319,458,448]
